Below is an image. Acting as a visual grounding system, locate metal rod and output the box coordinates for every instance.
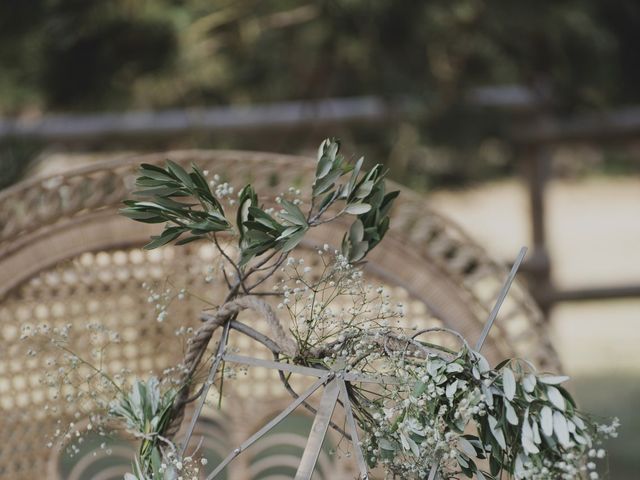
[206,374,330,480]
[228,320,283,353]
[222,353,391,384]
[294,378,340,480]
[338,379,369,479]
[475,247,527,352]
[180,321,231,457]
[223,353,328,378]
[427,464,439,480]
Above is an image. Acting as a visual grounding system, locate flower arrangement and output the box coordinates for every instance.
[24,139,617,479]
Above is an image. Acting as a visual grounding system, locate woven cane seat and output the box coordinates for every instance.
[0,150,559,479]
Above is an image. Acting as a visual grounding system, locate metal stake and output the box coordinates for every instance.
[206,374,330,480]
[475,246,527,352]
[295,377,340,480]
[180,321,231,456]
[338,379,369,479]
[430,247,527,480]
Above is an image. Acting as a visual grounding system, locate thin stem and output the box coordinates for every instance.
[221,267,232,289]
[166,278,217,307]
[309,209,344,226]
[248,291,283,297]
[179,321,231,457]
[308,192,341,225]
[213,234,247,294]
[246,254,288,292]
[55,343,123,395]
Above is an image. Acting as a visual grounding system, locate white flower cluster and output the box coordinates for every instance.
[275,186,304,213]
[20,315,137,456]
[273,249,404,364]
[143,282,187,322]
[206,172,236,206]
[151,451,207,480]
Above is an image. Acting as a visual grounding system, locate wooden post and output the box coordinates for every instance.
[523,144,553,318]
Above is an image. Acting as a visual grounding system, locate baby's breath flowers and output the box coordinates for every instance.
[143,281,188,323]
[19,319,128,460]
[274,251,404,362]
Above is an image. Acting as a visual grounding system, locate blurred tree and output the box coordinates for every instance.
[0,0,178,111]
[1,0,639,187]
[0,0,635,113]
[0,139,41,189]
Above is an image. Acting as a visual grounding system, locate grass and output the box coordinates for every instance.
[572,373,640,480]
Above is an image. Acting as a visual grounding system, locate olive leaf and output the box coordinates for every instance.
[341,174,399,262]
[120,161,231,249]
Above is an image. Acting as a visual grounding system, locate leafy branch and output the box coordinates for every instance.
[120,161,231,249]
[120,138,399,269]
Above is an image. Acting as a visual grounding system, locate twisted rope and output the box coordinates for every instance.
[165,296,297,438]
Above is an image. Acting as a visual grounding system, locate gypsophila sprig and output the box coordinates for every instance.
[19,319,132,459]
[274,249,405,362]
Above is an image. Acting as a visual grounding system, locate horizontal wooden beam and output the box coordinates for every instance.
[512,105,640,144]
[0,96,418,143]
[3,84,640,146]
[0,86,544,144]
[548,285,640,303]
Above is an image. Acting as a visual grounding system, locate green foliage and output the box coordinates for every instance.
[2,1,640,113]
[0,140,41,189]
[362,342,616,479]
[310,139,399,262]
[120,161,231,249]
[121,138,399,268]
[109,377,178,480]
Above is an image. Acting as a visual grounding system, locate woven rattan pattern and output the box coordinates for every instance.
[0,151,558,479]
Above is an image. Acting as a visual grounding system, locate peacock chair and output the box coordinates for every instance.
[0,150,559,480]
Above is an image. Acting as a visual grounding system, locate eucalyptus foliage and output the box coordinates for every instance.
[359,339,617,479]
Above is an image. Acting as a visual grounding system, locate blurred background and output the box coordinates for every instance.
[0,1,638,477]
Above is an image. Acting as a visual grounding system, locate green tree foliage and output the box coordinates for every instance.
[1,0,640,114]
[0,0,178,111]
[3,1,640,191]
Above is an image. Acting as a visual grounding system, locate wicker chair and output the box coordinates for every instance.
[0,151,559,480]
